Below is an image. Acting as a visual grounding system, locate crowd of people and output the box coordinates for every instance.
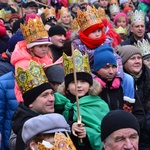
[0,0,150,149]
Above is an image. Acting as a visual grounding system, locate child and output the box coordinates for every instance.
[22,113,76,150]
[113,12,129,37]
[11,14,53,102]
[54,49,109,150]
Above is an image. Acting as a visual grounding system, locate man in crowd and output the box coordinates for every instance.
[101,109,140,150]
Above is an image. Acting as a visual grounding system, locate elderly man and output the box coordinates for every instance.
[101,109,140,150]
[121,10,150,46]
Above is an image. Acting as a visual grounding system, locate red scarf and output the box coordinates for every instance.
[79,30,106,49]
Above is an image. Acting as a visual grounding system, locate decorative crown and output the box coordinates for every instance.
[109,0,118,5]
[63,49,90,75]
[38,132,76,150]
[0,9,11,22]
[71,18,80,31]
[58,6,69,16]
[114,26,127,35]
[97,7,106,20]
[130,10,145,24]
[76,5,102,32]
[109,4,120,14]
[20,16,48,44]
[136,39,150,57]
[43,7,56,20]
[15,60,49,94]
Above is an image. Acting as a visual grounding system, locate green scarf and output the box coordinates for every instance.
[54,93,109,150]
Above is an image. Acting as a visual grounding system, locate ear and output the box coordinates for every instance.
[130,24,133,33]
[29,141,36,150]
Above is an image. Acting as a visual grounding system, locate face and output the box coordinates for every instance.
[30,44,49,58]
[68,80,90,97]
[103,128,139,150]
[143,58,150,68]
[130,22,145,40]
[124,54,142,75]
[25,6,37,14]
[71,5,80,13]
[97,65,117,81]
[61,13,71,25]
[0,0,7,3]
[116,17,127,28]
[51,35,66,48]
[6,30,13,38]
[88,29,102,39]
[10,18,19,27]
[29,89,54,114]
[111,12,117,21]
[30,133,54,149]
[99,0,109,9]
[122,2,129,8]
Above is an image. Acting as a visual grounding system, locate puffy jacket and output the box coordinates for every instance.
[0,72,18,150]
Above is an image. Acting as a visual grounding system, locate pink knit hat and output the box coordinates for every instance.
[113,12,128,26]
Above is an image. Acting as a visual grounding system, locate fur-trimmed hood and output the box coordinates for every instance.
[57,79,102,96]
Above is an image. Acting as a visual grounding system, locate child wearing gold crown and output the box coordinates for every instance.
[54,50,109,150]
[72,5,138,115]
[22,113,76,150]
[11,14,53,102]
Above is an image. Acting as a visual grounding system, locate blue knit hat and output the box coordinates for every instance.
[94,45,117,71]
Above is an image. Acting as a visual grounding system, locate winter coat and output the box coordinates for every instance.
[97,76,145,130]
[55,80,110,150]
[0,72,18,150]
[124,64,150,149]
[120,33,150,46]
[11,40,53,102]
[12,103,39,150]
[0,52,14,77]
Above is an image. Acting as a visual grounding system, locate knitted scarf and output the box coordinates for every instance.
[79,30,106,49]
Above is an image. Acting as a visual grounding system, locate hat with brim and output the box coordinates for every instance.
[27,37,52,49]
[22,113,70,144]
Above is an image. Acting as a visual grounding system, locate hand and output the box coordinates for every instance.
[72,122,86,138]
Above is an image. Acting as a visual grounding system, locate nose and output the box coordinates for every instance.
[124,139,133,149]
[108,67,113,74]
[60,35,66,40]
[77,81,82,87]
[48,94,55,102]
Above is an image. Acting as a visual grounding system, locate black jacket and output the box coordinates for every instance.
[99,80,145,130]
[12,103,39,150]
[120,33,150,46]
[124,65,150,149]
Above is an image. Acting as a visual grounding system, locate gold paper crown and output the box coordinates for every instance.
[38,132,76,150]
[8,0,14,2]
[76,5,102,31]
[136,39,150,57]
[43,7,56,20]
[71,18,80,31]
[0,9,11,22]
[130,10,145,24]
[97,7,106,20]
[109,0,118,5]
[20,16,48,44]
[63,49,90,75]
[15,60,49,94]
[114,26,127,35]
[58,6,69,16]
[109,4,120,14]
